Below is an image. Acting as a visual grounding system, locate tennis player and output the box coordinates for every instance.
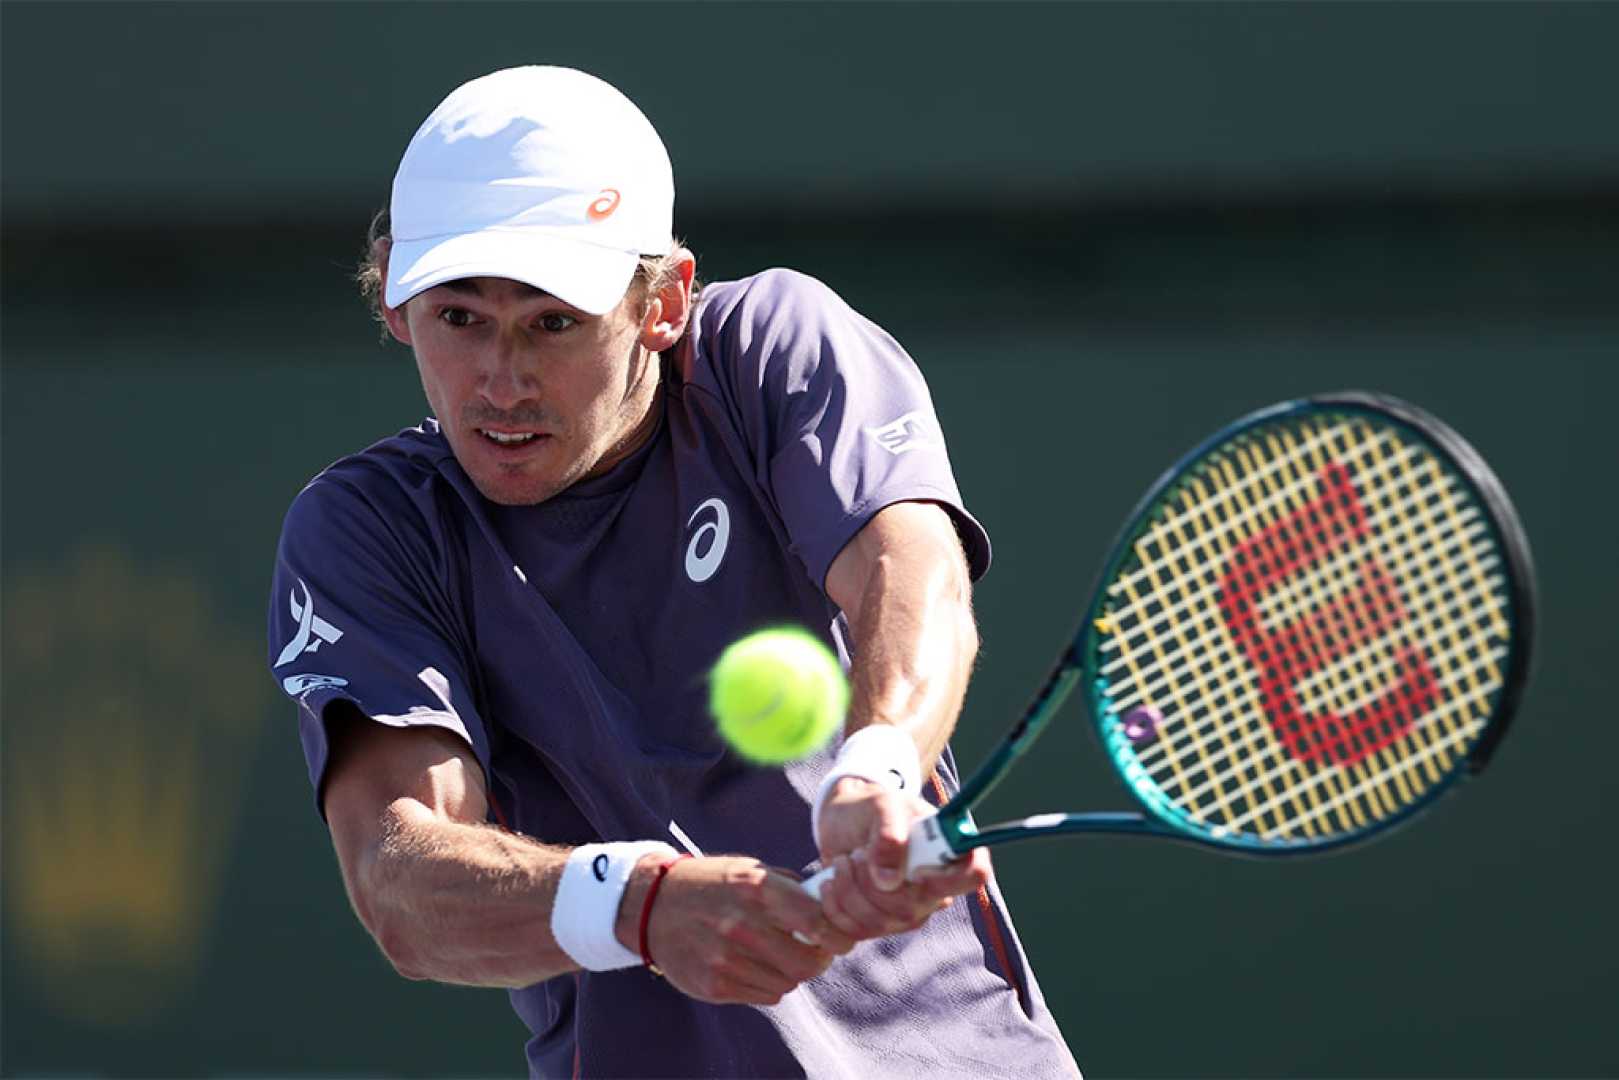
[268,66,1079,1078]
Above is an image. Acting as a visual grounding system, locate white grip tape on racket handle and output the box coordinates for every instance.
[799,812,959,900]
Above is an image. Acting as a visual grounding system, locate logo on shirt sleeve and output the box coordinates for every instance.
[280,672,349,698]
[866,411,933,456]
[273,578,345,668]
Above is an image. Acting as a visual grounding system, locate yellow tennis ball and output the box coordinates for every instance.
[709,628,848,764]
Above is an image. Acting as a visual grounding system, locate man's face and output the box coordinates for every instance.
[388,276,662,506]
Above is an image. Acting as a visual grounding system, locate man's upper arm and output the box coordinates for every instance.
[321,702,491,898]
[824,501,973,627]
[270,473,495,821]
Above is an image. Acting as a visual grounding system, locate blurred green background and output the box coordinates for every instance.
[3,3,1616,1077]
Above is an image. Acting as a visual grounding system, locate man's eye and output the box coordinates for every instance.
[539,312,577,333]
[439,308,474,328]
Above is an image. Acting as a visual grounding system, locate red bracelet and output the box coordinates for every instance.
[637,853,690,976]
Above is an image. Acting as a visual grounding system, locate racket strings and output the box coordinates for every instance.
[1248,419,1496,832]
[1115,491,1500,757]
[1144,505,1267,822]
[1240,420,1477,827]
[1132,598,1507,819]
[1238,425,1471,828]
[1102,423,1403,598]
[1099,431,1446,661]
[1107,515,1498,714]
[1111,467,1490,768]
[1094,417,1511,843]
[1232,431,1373,831]
[1105,437,1343,836]
[1357,429,1471,784]
[1176,471,1315,831]
[1187,672,1500,838]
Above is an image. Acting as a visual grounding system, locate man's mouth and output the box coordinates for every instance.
[478,428,543,447]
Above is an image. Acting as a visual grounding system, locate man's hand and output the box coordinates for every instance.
[626,855,857,1006]
[813,777,991,940]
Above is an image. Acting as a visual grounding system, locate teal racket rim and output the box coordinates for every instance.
[1073,391,1537,855]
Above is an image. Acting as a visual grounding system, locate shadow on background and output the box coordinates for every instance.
[3,3,1616,1077]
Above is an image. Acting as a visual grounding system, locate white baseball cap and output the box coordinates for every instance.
[384,66,675,315]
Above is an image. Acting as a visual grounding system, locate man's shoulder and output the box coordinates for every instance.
[282,420,459,544]
[691,268,846,334]
[304,419,450,490]
[677,269,862,390]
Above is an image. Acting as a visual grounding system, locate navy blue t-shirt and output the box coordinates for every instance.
[269,270,1079,1078]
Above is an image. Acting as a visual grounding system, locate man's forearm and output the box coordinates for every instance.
[813,506,990,905]
[356,805,669,989]
[351,802,578,987]
[354,813,841,1004]
[841,537,978,770]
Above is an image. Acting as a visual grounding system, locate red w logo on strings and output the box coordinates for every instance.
[1217,462,1438,767]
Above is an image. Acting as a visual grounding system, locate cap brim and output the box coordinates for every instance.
[385,229,639,315]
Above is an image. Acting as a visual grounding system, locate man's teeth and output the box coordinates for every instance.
[483,430,537,445]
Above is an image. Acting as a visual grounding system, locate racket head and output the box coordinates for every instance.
[1079,392,1536,854]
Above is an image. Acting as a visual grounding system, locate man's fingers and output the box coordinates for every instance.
[828,851,940,937]
[864,837,907,892]
[817,855,883,939]
[649,855,850,1006]
[816,787,971,936]
[680,912,833,1005]
[696,960,793,1007]
[724,917,837,985]
[788,921,857,955]
[762,871,856,955]
[862,793,914,892]
[911,847,992,900]
[722,937,825,997]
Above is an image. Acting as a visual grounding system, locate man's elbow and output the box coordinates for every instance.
[344,819,432,981]
[355,870,436,981]
[372,914,433,981]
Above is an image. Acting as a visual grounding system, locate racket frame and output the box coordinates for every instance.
[933,391,1536,860]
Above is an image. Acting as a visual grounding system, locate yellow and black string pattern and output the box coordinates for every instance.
[1092,413,1512,846]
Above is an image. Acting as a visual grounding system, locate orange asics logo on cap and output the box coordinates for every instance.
[587,189,621,221]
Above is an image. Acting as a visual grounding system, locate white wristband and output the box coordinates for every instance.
[811,725,923,852]
[551,841,677,971]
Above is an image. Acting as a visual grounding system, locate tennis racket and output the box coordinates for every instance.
[804,391,1534,895]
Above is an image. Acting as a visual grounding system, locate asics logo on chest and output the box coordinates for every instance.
[684,498,731,583]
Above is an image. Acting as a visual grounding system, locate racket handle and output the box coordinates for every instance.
[905,810,961,875]
[800,812,960,900]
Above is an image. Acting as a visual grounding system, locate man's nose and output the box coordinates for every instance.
[478,332,541,408]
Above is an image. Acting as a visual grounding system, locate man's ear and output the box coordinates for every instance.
[639,248,697,352]
[374,238,413,346]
